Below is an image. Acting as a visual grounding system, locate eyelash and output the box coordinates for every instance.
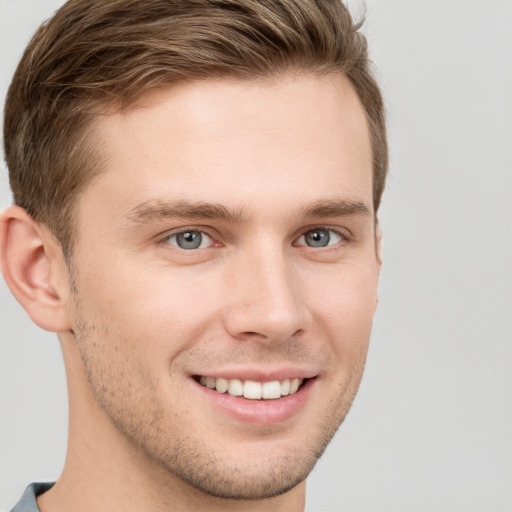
[159,226,350,252]
[160,228,217,251]
[293,227,348,249]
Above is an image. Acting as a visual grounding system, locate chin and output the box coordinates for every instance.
[145,417,338,501]
[166,448,320,500]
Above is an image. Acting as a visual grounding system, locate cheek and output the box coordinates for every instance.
[309,262,378,328]
[76,268,227,396]
[305,263,378,378]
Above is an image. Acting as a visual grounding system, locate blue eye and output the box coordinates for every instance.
[166,230,212,250]
[297,228,343,248]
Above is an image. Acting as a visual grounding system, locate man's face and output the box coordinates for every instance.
[66,73,380,499]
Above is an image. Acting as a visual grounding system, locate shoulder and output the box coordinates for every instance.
[10,483,54,512]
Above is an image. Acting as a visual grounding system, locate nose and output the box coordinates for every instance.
[222,246,311,344]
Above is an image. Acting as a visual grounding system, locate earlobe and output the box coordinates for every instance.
[0,205,72,333]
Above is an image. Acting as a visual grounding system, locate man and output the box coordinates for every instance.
[1,0,387,510]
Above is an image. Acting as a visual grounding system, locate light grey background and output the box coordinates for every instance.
[1,1,511,511]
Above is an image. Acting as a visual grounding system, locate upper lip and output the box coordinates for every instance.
[191,367,318,382]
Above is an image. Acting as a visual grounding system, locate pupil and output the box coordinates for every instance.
[306,229,329,247]
[177,231,202,250]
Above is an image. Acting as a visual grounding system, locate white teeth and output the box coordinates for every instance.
[215,377,228,393]
[227,378,243,397]
[289,378,301,394]
[243,380,262,399]
[262,380,281,399]
[280,379,290,396]
[199,376,304,399]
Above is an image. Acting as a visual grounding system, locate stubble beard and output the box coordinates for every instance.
[69,283,366,501]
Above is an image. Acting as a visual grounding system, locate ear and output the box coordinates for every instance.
[374,220,383,311]
[0,205,72,332]
[375,221,383,270]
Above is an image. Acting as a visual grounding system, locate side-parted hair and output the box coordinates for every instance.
[3,0,388,256]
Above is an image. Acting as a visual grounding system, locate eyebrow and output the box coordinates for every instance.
[296,199,372,219]
[124,197,371,226]
[125,199,247,224]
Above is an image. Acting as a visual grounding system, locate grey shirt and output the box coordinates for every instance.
[11,483,54,512]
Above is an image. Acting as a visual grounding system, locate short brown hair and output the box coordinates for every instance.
[3,0,387,255]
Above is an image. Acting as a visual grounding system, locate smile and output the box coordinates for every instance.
[197,376,305,400]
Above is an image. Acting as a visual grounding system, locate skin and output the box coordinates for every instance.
[1,72,381,512]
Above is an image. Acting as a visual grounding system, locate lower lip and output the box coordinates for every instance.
[193,378,315,425]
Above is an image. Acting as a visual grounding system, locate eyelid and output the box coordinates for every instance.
[158,226,220,249]
[293,226,351,248]
[156,224,351,249]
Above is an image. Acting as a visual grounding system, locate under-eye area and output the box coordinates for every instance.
[194,376,311,400]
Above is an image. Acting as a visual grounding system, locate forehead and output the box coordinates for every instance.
[82,73,373,221]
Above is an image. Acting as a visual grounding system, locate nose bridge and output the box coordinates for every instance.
[223,242,309,343]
